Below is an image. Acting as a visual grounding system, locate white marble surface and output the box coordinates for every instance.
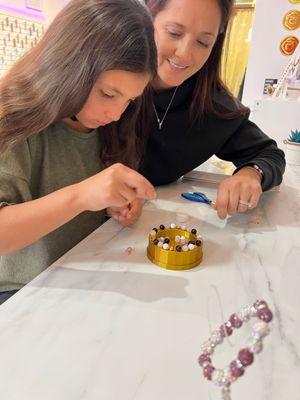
[0,166,299,400]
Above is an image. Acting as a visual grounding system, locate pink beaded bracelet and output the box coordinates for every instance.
[198,300,273,400]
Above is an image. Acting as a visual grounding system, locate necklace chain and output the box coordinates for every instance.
[153,86,179,130]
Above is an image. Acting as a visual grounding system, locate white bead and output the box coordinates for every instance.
[248,338,263,354]
[182,245,189,252]
[212,369,224,387]
[157,242,163,248]
[252,321,270,338]
[170,223,176,229]
[250,305,257,316]
[237,304,252,321]
[180,236,186,241]
[197,234,203,240]
[181,225,187,231]
[150,230,157,236]
[175,235,181,243]
[188,243,195,250]
[200,339,213,354]
[170,246,174,251]
[159,237,164,242]
[211,330,223,345]
[162,243,169,250]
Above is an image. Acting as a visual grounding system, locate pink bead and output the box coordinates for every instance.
[238,348,254,366]
[220,323,233,337]
[229,313,243,329]
[230,360,244,378]
[257,308,273,323]
[203,364,215,380]
[254,300,268,310]
[198,353,211,366]
[125,247,133,254]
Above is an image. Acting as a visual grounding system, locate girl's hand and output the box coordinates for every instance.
[74,163,156,212]
[215,167,262,219]
[107,198,144,227]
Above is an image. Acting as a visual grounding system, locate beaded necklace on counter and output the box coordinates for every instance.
[198,300,273,400]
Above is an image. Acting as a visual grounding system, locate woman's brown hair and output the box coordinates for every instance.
[0,0,157,168]
[145,0,249,121]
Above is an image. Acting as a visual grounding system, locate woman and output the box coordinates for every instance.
[0,0,157,303]
[137,0,285,220]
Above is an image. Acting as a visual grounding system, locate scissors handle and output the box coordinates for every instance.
[181,192,213,205]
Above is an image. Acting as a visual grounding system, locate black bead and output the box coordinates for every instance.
[164,238,170,244]
[188,241,194,245]
[191,229,197,235]
[176,245,182,252]
[153,239,159,245]
[159,224,165,230]
[195,239,202,246]
[152,227,158,233]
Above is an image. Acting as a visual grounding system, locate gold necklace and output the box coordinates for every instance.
[153,86,179,130]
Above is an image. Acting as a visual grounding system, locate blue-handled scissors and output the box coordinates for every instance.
[181,191,216,207]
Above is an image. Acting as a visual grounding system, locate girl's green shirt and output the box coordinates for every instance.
[0,121,104,292]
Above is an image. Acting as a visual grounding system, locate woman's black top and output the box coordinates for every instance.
[139,75,285,191]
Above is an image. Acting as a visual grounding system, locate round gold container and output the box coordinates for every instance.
[147,228,203,270]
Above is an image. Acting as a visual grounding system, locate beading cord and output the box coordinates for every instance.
[198,300,273,400]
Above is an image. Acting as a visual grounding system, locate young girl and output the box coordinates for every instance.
[138,0,285,220]
[0,0,157,302]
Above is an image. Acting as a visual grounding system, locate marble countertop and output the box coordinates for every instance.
[0,166,299,400]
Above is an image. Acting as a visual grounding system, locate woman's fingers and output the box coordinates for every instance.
[215,171,262,219]
[215,186,230,219]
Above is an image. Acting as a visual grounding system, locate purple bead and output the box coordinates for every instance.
[203,364,215,380]
[198,353,211,366]
[257,308,273,323]
[229,313,243,329]
[220,323,233,337]
[238,349,254,366]
[230,360,244,378]
[254,300,268,310]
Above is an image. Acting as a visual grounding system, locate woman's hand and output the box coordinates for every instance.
[215,167,262,219]
[107,198,144,227]
[74,163,156,212]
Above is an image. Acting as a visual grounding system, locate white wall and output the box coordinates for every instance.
[44,0,69,23]
[242,0,300,107]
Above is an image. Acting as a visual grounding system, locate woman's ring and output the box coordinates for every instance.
[239,199,253,208]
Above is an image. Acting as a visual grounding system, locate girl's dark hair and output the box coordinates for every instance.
[0,0,157,168]
[145,0,249,121]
